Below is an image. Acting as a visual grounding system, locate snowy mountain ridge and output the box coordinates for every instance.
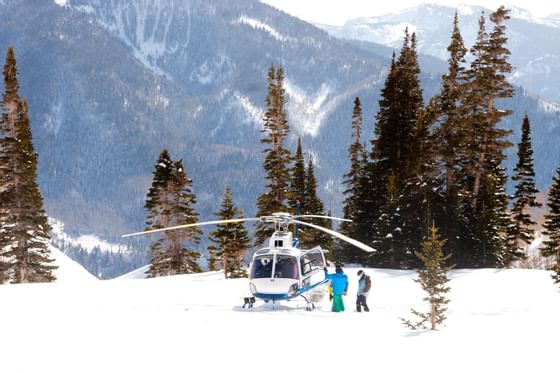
[320,3,560,103]
[49,218,129,255]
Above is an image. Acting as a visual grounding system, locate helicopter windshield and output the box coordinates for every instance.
[273,255,299,279]
[252,255,274,278]
[251,254,299,279]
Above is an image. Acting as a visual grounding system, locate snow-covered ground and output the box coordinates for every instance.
[1,255,559,372]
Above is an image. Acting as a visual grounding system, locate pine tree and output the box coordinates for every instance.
[208,187,250,279]
[374,31,423,190]
[288,137,306,214]
[0,46,56,283]
[144,149,173,277]
[401,224,453,330]
[300,157,330,249]
[255,65,292,245]
[371,30,425,268]
[508,113,541,265]
[459,8,514,267]
[339,97,368,263]
[467,8,514,207]
[145,151,202,277]
[432,13,470,263]
[541,167,560,284]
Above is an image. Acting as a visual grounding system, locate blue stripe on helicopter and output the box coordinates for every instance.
[254,278,329,300]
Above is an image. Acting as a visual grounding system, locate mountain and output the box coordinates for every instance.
[320,3,560,103]
[1,0,560,277]
[1,0,390,239]
[1,267,559,371]
[50,219,147,279]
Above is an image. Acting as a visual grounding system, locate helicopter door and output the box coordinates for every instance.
[299,247,327,287]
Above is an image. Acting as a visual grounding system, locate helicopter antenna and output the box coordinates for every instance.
[293,219,375,253]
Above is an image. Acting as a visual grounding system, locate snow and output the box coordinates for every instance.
[53,0,67,6]
[522,89,560,115]
[237,15,294,42]
[284,80,332,136]
[50,218,130,254]
[49,245,98,282]
[234,91,265,128]
[1,256,558,372]
[456,4,476,16]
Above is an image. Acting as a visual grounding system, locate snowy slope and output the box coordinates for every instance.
[49,245,98,282]
[1,267,558,372]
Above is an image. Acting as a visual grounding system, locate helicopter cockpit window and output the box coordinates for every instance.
[274,256,299,279]
[252,255,273,278]
[300,256,313,275]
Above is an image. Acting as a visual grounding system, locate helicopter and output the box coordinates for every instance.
[122,212,375,311]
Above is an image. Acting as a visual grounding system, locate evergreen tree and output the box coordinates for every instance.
[208,186,250,279]
[432,13,470,263]
[288,137,306,214]
[473,158,511,267]
[541,167,560,284]
[145,151,202,277]
[255,65,292,245]
[459,8,514,267]
[339,97,368,263]
[374,31,423,190]
[466,8,514,208]
[0,46,55,283]
[300,157,330,249]
[401,224,453,330]
[508,113,541,265]
[144,149,173,277]
[370,30,425,268]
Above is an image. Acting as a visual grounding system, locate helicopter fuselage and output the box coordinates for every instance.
[248,231,328,302]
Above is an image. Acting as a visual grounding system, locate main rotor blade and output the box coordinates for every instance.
[122,218,260,238]
[294,220,375,253]
[296,215,352,222]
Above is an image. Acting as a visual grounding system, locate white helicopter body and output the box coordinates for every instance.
[248,230,328,305]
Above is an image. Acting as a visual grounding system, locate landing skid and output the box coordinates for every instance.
[300,294,315,311]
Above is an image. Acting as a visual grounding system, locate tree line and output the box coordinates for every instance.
[143,7,560,285]
[1,7,559,286]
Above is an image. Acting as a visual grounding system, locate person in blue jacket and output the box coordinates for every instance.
[324,264,349,312]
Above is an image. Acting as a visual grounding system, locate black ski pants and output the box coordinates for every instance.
[356,294,369,312]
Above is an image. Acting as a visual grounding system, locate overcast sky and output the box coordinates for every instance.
[259,1,560,25]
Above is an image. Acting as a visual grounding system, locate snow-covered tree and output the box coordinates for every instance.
[541,167,560,284]
[0,46,56,283]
